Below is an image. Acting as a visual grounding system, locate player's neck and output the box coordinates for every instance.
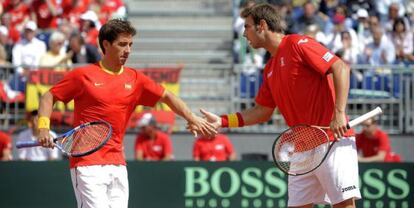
[267,33,285,56]
[101,59,123,73]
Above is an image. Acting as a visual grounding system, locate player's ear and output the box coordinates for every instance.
[259,19,267,32]
[102,40,110,51]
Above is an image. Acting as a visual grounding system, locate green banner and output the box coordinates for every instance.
[0,162,413,208]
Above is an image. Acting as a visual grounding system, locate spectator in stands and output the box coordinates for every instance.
[356,118,401,162]
[375,0,405,23]
[90,0,127,25]
[379,2,409,32]
[79,10,100,47]
[16,110,59,161]
[134,113,174,161]
[0,130,12,161]
[354,9,372,52]
[58,0,90,29]
[10,21,47,92]
[193,133,236,161]
[292,2,328,34]
[39,31,72,70]
[359,26,395,65]
[66,32,101,64]
[325,13,359,53]
[0,25,13,62]
[334,31,360,65]
[30,0,59,30]
[389,18,414,65]
[1,0,30,43]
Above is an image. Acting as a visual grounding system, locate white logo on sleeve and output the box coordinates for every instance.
[297,38,308,45]
[267,70,273,78]
[94,82,103,86]
[322,52,334,62]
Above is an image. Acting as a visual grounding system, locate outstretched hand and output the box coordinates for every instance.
[186,113,217,138]
[199,108,221,129]
[186,109,221,138]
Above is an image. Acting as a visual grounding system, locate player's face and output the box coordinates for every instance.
[243,16,263,49]
[107,33,133,65]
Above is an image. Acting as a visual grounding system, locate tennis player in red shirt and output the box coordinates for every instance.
[356,118,400,162]
[36,19,216,208]
[197,3,359,208]
[134,113,174,161]
[193,134,236,161]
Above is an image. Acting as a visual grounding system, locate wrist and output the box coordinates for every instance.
[220,112,244,128]
[37,116,50,129]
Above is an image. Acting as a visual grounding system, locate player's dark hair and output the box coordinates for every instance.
[98,19,136,54]
[241,3,284,33]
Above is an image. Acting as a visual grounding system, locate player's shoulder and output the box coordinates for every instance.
[285,34,317,46]
[71,63,101,74]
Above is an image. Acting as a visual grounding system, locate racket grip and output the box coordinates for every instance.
[16,140,42,148]
[348,107,383,128]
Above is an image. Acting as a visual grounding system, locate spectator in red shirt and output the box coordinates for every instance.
[356,118,401,162]
[79,10,100,47]
[30,0,59,29]
[193,134,236,161]
[0,131,12,161]
[134,113,174,161]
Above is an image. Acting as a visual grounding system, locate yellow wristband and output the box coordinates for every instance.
[37,116,50,129]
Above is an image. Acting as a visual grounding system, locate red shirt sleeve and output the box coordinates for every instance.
[136,73,165,107]
[255,60,276,108]
[50,69,82,103]
[296,37,339,75]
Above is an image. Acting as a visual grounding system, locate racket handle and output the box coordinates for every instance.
[16,140,42,148]
[348,107,383,128]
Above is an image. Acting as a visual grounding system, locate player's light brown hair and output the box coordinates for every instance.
[98,19,137,54]
[241,3,284,33]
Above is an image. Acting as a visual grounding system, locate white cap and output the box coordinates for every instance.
[0,25,8,36]
[137,113,156,127]
[24,21,37,31]
[357,9,369,18]
[80,10,98,22]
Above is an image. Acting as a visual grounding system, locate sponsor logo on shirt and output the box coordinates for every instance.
[322,52,334,62]
[280,57,285,67]
[297,38,308,45]
[215,144,224,150]
[152,145,162,152]
[94,82,103,87]
[267,70,273,78]
[341,185,357,193]
[125,83,132,89]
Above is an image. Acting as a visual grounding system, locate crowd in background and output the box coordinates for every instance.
[0,0,126,96]
[234,0,414,73]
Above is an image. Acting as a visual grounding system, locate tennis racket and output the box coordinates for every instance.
[272,107,383,176]
[16,120,112,157]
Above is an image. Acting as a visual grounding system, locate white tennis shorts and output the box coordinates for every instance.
[70,165,129,208]
[288,137,361,206]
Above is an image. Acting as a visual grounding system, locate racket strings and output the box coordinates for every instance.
[60,123,111,155]
[274,126,329,174]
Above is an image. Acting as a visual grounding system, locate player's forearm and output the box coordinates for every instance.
[331,60,350,113]
[240,104,274,126]
[359,151,386,162]
[38,91,55,118]
[160,90,195,123]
